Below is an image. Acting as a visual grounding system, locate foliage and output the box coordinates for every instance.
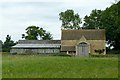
[22,25,53,40]
[83,9,103,29]
[2,55,118,78]
[42,32,53,40]
[101,1,120,50]
[89,54,118,57]
[22,26,40,40]
[107,50,120,54]
[2,35,16,52]
[94,49,105,54]
[59,9,82,29]
[83,1,120,50]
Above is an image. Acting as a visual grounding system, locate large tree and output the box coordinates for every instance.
[83,1,120,50]
[22,26,40,40]
[0,40,2,52]
[83,9,103,29]
[22,25,53,40]
[2,35,16,52]
[101,1,120,50]
[42,32,53,40]
[59,9,82,29]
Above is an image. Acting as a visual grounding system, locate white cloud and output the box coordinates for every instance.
[0,0,115,42]
[0,0,115,3]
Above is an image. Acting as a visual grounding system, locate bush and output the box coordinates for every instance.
[11,52,17,55]
[89,54,118,57]
[107,50,120,54]
[52,53,72,57]
[95,49,105,54]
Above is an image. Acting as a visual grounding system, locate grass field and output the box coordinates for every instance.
[2,54,118,78]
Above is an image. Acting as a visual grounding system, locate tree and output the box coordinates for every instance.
[100,1,120,50]
[22,26,40,40]
[22,25,53,40]
[42,32,53,40]
[83,9,103,29]
[0,40,2,52]
[2,35,16,52]
[83,1,120,50]
[59,9,82,29]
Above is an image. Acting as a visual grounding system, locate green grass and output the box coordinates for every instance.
[2,54,118,78]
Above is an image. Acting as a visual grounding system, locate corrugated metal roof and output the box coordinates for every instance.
[18,40,61,44]
[12,44,60,48]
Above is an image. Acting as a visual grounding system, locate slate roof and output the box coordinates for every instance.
[61,29,105,40]
[61,46,75,51]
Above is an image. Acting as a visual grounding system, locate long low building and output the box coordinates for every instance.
[11,40,61,54]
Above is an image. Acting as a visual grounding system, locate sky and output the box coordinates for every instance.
[0,0,115,42]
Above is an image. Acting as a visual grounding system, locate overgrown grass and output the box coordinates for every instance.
[2,54,118,78]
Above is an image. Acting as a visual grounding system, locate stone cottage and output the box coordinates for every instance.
[61,29,106,56]
[11,29,106,56]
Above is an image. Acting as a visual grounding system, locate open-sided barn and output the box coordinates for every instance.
[11,29,106,56]
[10,40,61,54]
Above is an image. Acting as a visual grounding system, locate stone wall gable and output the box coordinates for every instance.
[76,36,87,45]
[79,36,87,42]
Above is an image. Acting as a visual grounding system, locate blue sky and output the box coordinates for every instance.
[0,0,115,41]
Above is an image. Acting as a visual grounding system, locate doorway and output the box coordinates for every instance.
[77,42,89,56]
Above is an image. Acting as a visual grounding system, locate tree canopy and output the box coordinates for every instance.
[22,25,53,40]
[59,9,82,29]
[83,1,120,50]
[2,35,16,52]
[101,1,120,50]
[83,9,103,29]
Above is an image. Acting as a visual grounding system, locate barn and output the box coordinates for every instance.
[61,29,106,56]
[11,29,106,56]
[10,40,61,54]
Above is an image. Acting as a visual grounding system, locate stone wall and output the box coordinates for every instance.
[61,40,106,54]
[88,40,106,54]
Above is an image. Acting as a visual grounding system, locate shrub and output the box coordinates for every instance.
[95,49,105,54]
[11,52,17,55]
[52,53,72,57]
[89,54,118,57]
[107,50,120,54]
